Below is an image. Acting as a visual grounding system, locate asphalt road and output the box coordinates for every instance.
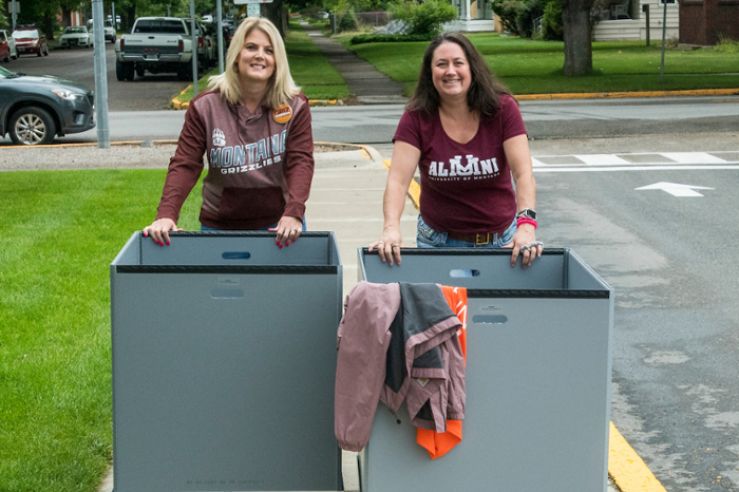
[531,161,739,492]
[6,43,190,111]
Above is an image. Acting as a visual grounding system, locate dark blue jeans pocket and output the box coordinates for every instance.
[416,215,447,247]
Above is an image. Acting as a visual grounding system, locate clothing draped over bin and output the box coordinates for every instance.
[334,281,467,457]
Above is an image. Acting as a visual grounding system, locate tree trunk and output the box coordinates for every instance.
[562,0,594,76]
[262,0,287,37]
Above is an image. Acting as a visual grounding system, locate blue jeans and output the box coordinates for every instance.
[416,215,516,249]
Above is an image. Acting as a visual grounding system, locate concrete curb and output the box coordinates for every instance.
[0,140,360,151]
[170,86,343,110]
[516,88,739,101]
[169,87,739,110]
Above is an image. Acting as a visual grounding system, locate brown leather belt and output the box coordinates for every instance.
[446,232,494,245]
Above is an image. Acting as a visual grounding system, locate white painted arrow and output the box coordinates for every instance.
[635,182,714,197]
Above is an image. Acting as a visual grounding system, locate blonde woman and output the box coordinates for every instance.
[144,17,314,248]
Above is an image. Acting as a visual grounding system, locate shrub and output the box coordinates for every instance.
[541,0,563,40]
[332,0,359,32]
[390,0,457,37]
[490,0,544,38]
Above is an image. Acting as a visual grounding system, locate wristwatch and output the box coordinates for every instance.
[516,208,537,220]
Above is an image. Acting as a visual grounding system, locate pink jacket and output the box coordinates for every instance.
[334,282,465,452]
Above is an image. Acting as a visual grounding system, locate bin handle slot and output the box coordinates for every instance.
[222,251,251,260]
[210,288,245,299]
[449,269,480,278]
[472,314,508,325]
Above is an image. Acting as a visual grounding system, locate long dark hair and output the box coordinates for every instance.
[407,32,510,118]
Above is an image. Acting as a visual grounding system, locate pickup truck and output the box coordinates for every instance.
[115,17,194,81]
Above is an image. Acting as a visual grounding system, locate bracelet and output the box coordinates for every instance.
[516,217,538,229]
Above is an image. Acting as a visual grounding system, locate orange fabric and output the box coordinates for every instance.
[416,285,468,459]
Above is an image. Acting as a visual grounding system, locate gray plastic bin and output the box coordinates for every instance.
[110,232,342,492]
[358,248,613,492]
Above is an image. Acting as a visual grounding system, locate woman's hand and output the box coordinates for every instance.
[274,215,303,248]
[510,224,543,267]
[368,226,403,266]
[142,218,180,246]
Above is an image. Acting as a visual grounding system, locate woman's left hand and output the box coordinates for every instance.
[510,224,543,267]
[273,215,303,248]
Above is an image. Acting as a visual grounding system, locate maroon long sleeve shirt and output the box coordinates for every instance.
[156,90,314,229]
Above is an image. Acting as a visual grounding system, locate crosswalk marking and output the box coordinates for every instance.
[532,151,738,168]
[574,154,632,165]
[661,152,728,164]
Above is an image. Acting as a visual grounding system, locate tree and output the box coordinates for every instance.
[561,0,595,75]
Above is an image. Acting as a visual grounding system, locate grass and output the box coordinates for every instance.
[175,21,349,104]
[340,32,739,96]
[285,22,349,100]
[0,169,203,491]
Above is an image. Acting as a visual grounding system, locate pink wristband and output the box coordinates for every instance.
[516,217,538,229]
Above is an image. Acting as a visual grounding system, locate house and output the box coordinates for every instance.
[679,0,739,45]
[592,0,679,41]
[444,0,495,32]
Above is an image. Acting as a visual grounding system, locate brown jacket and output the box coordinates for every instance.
[156,90,314,229]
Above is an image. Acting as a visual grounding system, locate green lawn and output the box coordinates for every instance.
[342,33,739,95]
[0,170,203,491]
[286,22,349,100]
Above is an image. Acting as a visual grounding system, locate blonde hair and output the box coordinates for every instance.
[208,17,300,108]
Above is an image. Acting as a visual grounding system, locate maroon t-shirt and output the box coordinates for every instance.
[393,94,527,235]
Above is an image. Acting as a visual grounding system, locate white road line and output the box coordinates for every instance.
[660,152,728,164]
[534,164,739,173]
[574,154,632,165]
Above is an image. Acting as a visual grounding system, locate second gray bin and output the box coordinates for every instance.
[358,248,613,492]
[111,232,342,492]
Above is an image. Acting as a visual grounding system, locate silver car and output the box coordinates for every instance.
[59,26,93,49]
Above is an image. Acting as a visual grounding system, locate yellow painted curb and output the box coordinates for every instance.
[170,95,342,110]
[608,422,668,492]
[516,88,739,101]
[170,84,192,110]
[384,158,420,209]
[383,158,669,492]
[168,87,739,110]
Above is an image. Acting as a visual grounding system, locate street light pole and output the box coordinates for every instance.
[92,0,110,148]
[11,0,17,32]
[659,0,668,79]
[216,0,224,73]
[189,0,199,97]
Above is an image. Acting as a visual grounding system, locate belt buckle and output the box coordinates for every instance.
[474,233,491,245]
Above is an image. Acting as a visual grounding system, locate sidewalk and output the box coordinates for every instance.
[301,24,407,105]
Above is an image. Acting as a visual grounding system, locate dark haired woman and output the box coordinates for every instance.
[370,32,542,267]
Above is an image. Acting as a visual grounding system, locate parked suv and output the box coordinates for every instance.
[12,26,49,57]
[0,66,95,145]
[87,19,117,43]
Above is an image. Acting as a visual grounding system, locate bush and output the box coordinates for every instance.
[332,0,359,32]
[490,0,525,35]
[541,0,563,40]
[349,33,432,44]
[390,0,457,37]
